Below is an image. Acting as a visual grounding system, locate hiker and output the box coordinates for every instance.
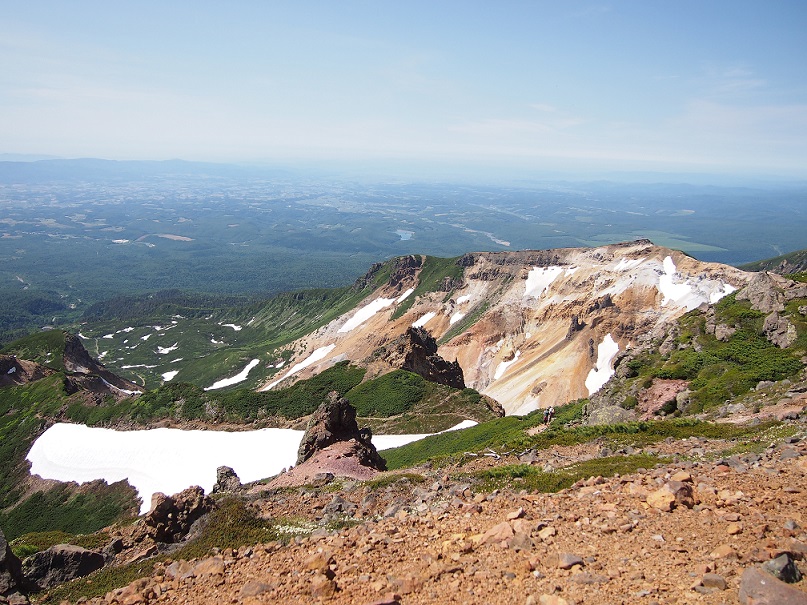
[543,408,550,424]
[547,406,555,423]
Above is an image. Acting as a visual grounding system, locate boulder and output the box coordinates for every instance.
[296,392,386,471]
[212,466,241,494]
[0,527,27,599]
[736,272,787,314]
[22,544,105,590]
[739,566,807,604]
[144,486,214,543]
[763,312,798,348]
[586,405,636,425]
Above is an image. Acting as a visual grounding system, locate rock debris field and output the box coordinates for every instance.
[90,430,807,605]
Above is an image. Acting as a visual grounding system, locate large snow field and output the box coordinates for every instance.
[27,420,477,513]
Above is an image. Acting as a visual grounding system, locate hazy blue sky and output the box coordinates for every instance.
[2,1,806,177]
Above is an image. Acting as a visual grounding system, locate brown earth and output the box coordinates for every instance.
[84,425,807,605]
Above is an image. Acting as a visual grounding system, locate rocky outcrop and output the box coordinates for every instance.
[63,333,142,395]
[369,328,464,389]
[586,405,635,425]
[144,486,214,543]
[212,466,241,494]
[763,312,798,348]
[0,356,55,388]
[296,392,386,471]
[736,271,788,314]
[0,527,27,602]
[22,544,105,590]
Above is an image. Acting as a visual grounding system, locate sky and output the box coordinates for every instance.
[2,1,806,178]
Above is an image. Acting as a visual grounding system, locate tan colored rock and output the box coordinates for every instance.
[310,572,337,598]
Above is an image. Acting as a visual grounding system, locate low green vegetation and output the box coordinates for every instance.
[40,498,280,604]
[10,530,110,559]
[391,255,464,319]
[383,397,777,471]
[0,482,138,542]
[1,330,67,370]
[474,453,663,493]
[622,293,803,412]
[346,370,427,417]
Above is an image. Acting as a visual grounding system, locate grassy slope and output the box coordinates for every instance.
[610,292,806,413]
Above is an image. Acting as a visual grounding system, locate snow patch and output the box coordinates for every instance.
[141,334,152,341]
[162,370,179,382]
[494,350,521,380]
[102,334,114,339]
[524,266,564,299]
[584,334,619,395]
[204,359,261,391]
[262,344,336,391]
[412,312,436,328]
[710,283,737,304]
[222,324,242,331]
[396,288,414,303]
[456,294,472,304]
[28,420,477,513]
[156,343,179,355]
[613,258,645,272]
[338,297,397,333]
[449,311,466,325]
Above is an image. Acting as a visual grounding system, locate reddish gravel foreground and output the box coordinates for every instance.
[88,429,807,605]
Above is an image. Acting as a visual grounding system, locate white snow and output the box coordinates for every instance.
[121,364,157,369]
[100,378,142,396]
[156,343,179,355]
[141,334,152,341]
[493,350,521,380]
[456,294,472,304]
[338,297,397,333]
[396,288,414,303]
[613,258,645,272]
[449,311,466,325]
[658,256,695,307]
[262,344,336,391]
[222,324,242,331]
[162,370,179,382]
[204,359,261,391]
[524,266,564,298]
[28,420,477,513]
[102,334,114,339]
[710,283,737,304]
[7,366,16,374]
[211,338,223,344]
[412,312,437,328]
[584,334,619,395]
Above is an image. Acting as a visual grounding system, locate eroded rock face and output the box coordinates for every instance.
[372,327,465,389]
[144,486,214,543]
[736,272,787,314]
[22,544,104,590]
[212,466,241,494]
[0,527,26,599]
[296,392,386,471]
[763,312,798,348]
